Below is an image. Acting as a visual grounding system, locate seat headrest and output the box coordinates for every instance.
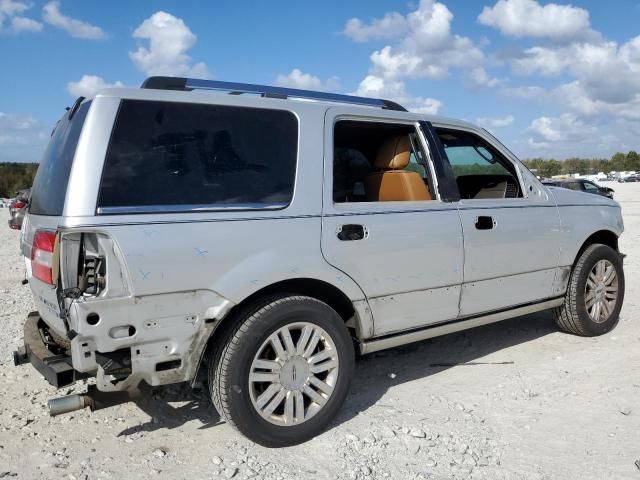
[374,136,411,170]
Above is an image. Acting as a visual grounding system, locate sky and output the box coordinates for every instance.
[1,0,639,163]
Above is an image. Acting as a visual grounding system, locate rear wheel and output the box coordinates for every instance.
[209,295,354,447]
[554,244,625,336]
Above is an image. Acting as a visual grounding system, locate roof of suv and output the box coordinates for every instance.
[86,76,479,132]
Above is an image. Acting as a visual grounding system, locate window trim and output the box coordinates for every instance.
[96,202,289,216]
[95,99,299,216]
[331,117,441,205]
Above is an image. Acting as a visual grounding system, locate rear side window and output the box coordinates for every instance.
[30,102,91,216]
[98,100,298,212]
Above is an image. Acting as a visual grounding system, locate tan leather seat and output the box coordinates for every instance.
[364,136,432,201]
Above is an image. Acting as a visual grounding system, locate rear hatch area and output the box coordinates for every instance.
[22,100,92,336]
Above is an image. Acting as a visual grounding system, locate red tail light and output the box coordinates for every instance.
[12,201,26,209]
[31,230,56,285]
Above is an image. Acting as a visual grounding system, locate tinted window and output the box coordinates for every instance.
[566,182,582,191]
[30,102,91,216]
[98,100,298,211]
[583,181,599,192]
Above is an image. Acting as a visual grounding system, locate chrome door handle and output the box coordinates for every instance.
[337,224,366,241]
[475,216,495,230]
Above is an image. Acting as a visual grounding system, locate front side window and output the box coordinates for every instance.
[436,128,522,199]
[583,181,599,192]
[98,100,298,211]
[333,120,434,203]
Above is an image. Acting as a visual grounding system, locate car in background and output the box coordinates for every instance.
[620,175,640,182]
[542,179,614,199]
[8,189,30,230]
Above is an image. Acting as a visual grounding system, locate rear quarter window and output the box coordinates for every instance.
[29,102,91,216]
[97,100,298,213]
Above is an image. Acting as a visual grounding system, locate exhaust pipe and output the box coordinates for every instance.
[47,383,149,416]
[48,394,94,416]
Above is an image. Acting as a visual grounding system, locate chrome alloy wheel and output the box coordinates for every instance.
[248,322,340,426]
[585,259,619,323]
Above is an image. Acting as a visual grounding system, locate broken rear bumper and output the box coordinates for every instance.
[13,311,92,388]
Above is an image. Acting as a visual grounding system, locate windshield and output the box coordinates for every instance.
[29,101,91,216]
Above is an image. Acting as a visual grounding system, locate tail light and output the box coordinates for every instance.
[31,230,57,285]
[12,201,26,209]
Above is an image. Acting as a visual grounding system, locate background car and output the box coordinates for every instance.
[542,179,614,198]
[622,175,640,182]
[7,189,30,230]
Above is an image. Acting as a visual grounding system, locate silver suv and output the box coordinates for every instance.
[14,77,625,446]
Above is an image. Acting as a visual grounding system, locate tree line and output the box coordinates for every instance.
[522,151,640,179]
[0,163,38,198]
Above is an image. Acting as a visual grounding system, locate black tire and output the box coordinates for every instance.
[554,243,625,336]
[208,295,354,447]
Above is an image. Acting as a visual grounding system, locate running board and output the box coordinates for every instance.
[359,297,564,354]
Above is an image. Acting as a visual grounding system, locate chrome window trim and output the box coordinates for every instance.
[414,122,442,202]
[97,202,289,216]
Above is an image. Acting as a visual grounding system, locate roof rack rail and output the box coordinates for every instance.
[140,76,407,112]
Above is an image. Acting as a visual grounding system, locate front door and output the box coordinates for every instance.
[433,125,562,316]
[320,108,464,337]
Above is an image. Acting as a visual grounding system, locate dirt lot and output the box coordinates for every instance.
[1,183,639,480]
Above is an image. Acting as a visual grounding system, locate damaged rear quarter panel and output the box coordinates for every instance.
[62,216,369,388]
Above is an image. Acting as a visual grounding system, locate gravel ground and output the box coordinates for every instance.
[1,183,639,480]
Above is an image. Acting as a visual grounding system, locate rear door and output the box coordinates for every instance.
[433,125,562,316]
[320,108,464,337]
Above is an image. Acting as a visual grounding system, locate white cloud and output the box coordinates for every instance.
[346,0,485,81]
[486,3,640,157]
[10,15,42,32]
[500,85,548,100]
[353,74,442,114]
[344,0,497,116]
[0,111,49,162]
[478,0,593,41]
[0,0,42,33]
[275,69,339,91]
[528,113,595,143]
[467,67,505,88]
[0,0,28,17]
[510,36,640,119]
[67,75,124,97]
[476,115,514,128]
[343,12,408,42]
[519,111,640,159]
[130,11,210,78]
[42,1,104,39]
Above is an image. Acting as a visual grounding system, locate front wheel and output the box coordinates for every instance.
[209,295,354,447]
[554,243,625,336]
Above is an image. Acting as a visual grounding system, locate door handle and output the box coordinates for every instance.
[475,216,495,230]
[337,224,366,241]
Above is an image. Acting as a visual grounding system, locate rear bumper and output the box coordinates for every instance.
[13,311,92,388]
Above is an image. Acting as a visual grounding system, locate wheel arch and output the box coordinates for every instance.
[232,278,357,322]
[574,229,619,266]
[190,277,369,387]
